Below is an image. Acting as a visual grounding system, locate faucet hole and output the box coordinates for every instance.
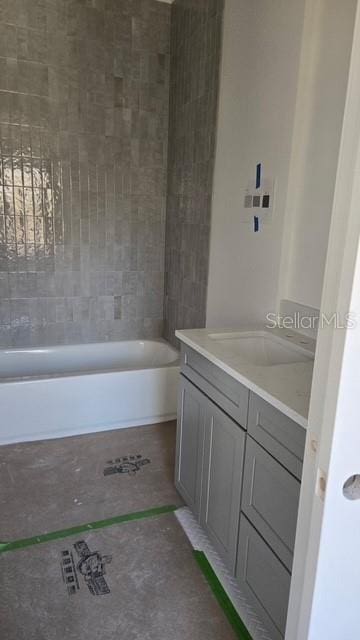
[300,340,310,345]
[343,474,360,500]
[285,333,294,338]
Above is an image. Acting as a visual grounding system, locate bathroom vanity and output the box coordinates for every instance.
[175,328,315,640]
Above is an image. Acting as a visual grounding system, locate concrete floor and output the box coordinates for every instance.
[0,513,236,640]
[0,423,237,639]
[0,422,182,540]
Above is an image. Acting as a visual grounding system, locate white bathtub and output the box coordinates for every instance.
[0,340,180,445]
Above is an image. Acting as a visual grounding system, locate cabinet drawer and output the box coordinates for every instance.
[248,393,305,479]
[236,516,291,640]
[181,345,249,426]
[242,437,300,571]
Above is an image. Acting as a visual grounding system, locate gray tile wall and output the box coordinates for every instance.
[0,0,170,347]
[163,0,223,346]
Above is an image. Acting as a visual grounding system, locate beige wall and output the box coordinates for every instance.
[206,0,306,327]
[206,0,355,328]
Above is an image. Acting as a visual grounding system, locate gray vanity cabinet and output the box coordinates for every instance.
[175,375,206,517]
[176,343,306,640]
[200,399,245,572]
[176,372,246,569]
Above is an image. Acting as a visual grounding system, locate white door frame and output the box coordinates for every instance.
[286,1,360,637]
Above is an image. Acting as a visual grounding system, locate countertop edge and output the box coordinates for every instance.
[176,331,308,429]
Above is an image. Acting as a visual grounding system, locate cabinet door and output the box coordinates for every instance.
[200,399,245,573]
[175,375,206,517]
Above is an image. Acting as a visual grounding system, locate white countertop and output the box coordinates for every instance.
[175,326,316,428]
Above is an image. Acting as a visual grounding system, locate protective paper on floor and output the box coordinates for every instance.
[0,422,182,540]
[176,507,272,640]
[0,513,236,640]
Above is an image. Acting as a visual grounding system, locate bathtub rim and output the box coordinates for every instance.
[0,338,180,383]
[0,337,178,356]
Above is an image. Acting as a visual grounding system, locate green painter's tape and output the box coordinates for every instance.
[0,505,177,555]
[193,550,253,640]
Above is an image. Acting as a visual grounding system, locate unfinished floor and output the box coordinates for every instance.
[0,421,182,540]
[0,422,238,639]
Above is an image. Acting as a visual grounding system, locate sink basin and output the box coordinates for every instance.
[208,331,314,366]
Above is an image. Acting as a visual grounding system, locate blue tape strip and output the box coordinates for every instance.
[254,216,259,232]
[256,163,261,189]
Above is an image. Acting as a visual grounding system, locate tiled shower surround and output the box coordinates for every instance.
[0,0,170,346]
[164,0,223,346]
